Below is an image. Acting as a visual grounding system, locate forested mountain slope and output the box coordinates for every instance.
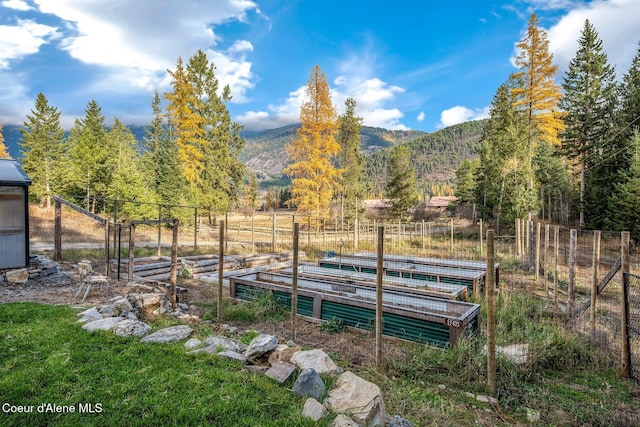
[364,119,486,193]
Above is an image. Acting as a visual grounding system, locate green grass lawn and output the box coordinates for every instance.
[2,295,639,426]
[0,303,328,427]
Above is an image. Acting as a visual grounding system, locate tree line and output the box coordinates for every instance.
[456,15,640,241]
[3,50,245,224]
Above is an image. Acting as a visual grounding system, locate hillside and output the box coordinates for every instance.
[239,124,426,179]
[365,119,486,192]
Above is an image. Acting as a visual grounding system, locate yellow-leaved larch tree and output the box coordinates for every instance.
[284,65,341,224]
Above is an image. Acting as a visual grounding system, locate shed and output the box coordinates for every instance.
[0,159,31,269]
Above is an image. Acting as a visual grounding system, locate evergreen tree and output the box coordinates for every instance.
[336,98,364,220]
[105,118,156,219]
[618,42,640,149]
[560,20,617,227]
[0,122,8,158]
[533,141,571,223]
[476,80,532,233]
[165,50,246,215]
[284,65,341,223]
[20,93,66,208]
[385,145,419,220]
[65,100,109,211]
[607,131,640,241]
[455,158,479,205]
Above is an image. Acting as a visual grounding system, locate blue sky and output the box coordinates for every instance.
[1,0,639,132]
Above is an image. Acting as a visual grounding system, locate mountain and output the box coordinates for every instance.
[240,124,427,179]
[364,119,486,192]
[2,120,486,190]
[1,125,23,159]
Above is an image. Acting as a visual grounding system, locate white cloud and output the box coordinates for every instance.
[1,0,33,11]
[31,0,259,99]
[237,86,306,130]
[0,19,59,68]
[416,111,425,122]
[436,105,490,129]
[527,0,640,79]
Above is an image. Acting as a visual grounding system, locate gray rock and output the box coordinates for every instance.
[476,394,498,405]
[204,335,246,353]
[98,305,115,317]
[82,317,125,332]
[244,333,278,360]
[140,325,192,343]
[40,272,71,286]
[265,361,297,383]
[128,293,164,309]
[332,414,360,427]
[302,398,328,421]
[325,371,386,426]
[6,269,29,284]
[184,338,203,350]
[290,349,342,375]
[386,415,414,427]
[217,350,247,363]
[111,319,152,337]
[125,312,138,321]
[76,307,103,324]
[292,368,326,401]
[222,323,238,334]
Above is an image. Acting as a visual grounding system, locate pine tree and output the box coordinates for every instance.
[20,93,66,208]
[105,118,156,219]
[0,122,9,158]
[607,131,640,241]
[165,50,246,215]
[336,98,364,221]
[284,65,341,223]
[560,20,617,227]
[512,13,565,147]
[385,145,419,220]
[65,100,109,211]
[618,42,640,148]
[455,158,479,205]
[476,80,532,232]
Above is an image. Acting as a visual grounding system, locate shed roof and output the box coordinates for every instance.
[0,158,31,186]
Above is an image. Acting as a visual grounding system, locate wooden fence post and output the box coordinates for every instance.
[450,218,454,253]
[591,230,601,335]
[535,222,541,286]
[251,213,255,253]
[291,222,299,341]
[487,229,496,396]
[376,226,384,370]
[54,200,62,261]
[568,229,577,317]
[128,224,135,283]
[479,219,483,257]
[515,218,521,257]
[157,204,162,257]
[544,224,550,291]
[218,220,224,323]
[271,214,276,252]
[170,219,178,310]
[554,226,559,311]
[621,231,631,379]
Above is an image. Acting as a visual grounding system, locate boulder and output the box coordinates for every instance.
[128,293,164,309]
[325,371,386,426]
[76,307,103,324]
[204,335,247,353]
[140,325,192,343]
[6,269,29,284]
[268,344,302,365]
[244,334,278,360]
[217,350,247,363]
[184,338,203,350]
[291,349,342,375]
[302,398,328,421]
[264,361,297,383]
[386,415,414,427]
[82,317,125,332]
[332,414,361,427]
[111,319,152,337]
[292,368,326,401]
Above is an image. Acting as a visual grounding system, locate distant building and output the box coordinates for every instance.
[425,196,458,212]
[362,199,392,218]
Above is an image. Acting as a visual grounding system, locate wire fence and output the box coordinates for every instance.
[32,198,640,379]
